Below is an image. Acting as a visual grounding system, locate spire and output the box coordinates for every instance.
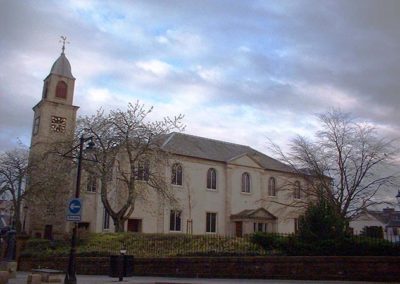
[59,35,69,55]
[48,36,74,79]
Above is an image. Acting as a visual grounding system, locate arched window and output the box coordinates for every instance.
[171,163,183,185]
[241,172,251,193]
[55,81,67,99]
[268,177,276,196]
[137,159,150,181]
[207,168,217,190]
[294,181,301,199]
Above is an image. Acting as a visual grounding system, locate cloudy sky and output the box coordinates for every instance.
[1,0,400,158]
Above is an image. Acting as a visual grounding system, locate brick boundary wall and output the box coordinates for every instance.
[18,256,400,282]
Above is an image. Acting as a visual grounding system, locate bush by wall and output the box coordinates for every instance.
[251,232,400,256]
[20,233,265,257]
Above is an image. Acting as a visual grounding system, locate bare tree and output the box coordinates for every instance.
[0,145,29,233]
[269,109,398,220]
[77,102,184,232]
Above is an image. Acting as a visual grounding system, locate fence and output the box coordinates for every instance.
[20,231,400,258]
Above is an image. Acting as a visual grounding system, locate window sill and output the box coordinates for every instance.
[240,192,252,195]
[206,188,218,192]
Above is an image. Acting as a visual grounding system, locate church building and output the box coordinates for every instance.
[26,46,307,239]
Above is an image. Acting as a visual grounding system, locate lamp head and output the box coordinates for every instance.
[396,190,400,205]
[86,140,95,150]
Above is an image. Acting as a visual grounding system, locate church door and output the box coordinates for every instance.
[44,225,53,240]
[235,221,243,237]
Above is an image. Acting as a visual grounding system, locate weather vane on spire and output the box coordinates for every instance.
[59,36,69,54]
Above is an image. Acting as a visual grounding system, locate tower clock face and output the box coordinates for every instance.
[51,116,67,133]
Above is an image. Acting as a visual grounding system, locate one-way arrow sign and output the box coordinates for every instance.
[66,198,82,222]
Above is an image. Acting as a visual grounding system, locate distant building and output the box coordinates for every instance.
[26,47,309,238]
[350,208,400,242]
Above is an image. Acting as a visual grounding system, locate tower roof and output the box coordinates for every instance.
[49,52,74,79]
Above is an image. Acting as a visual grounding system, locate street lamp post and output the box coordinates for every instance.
[119,246,127,282]
[9,207,14,228]
[22,205,28,234]
[64,135,95,284]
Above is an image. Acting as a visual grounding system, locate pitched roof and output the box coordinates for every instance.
[358,208,400,226]
[230,208,277,220]
[161,132,292,173]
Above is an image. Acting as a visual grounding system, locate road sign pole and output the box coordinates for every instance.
[65,135,84,284]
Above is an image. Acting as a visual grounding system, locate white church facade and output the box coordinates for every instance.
[27,48,307,239]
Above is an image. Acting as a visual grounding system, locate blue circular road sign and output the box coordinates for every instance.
[69,199,81,214]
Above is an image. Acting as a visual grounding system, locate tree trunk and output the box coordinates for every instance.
[113,218,125,232]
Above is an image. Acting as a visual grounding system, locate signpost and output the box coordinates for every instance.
[66,198,82,222]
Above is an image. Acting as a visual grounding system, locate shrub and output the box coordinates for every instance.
[21,238,69,257]
[21,233,266,257]
[360,226,384,239]
[298,197,347,242]
[250,233,400,256]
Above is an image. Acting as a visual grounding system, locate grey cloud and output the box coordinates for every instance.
[1,0,400,152]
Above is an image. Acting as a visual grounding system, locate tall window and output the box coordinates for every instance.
[55,81,67,99]
[103,209,110,230]
[137,160,150,181]
[294,181,301,199]
[33,116,40,136]
[42,82,48,99]
[294,218,299,233]
[86,175,97,192]
[241,172,251,193]
[268,177,276,196]
[206,212,217,233]
[171,163,183,185]
[206,168,217,190]
[169,210,182,231]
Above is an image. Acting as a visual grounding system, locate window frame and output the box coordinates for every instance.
[42,81,48,99]
[169,210,182,232]
[103,209,110,230]
[268,177,276,196]
[241,172,251,193]
[171,163,183,186]
[33,116,40,136]
[55,80,68,99]
[294,181,301,199]
[206,212,217,233]
[206,168,217,190]
[86,174,97,193]
[136,159,150,181]
[294,218,299,233]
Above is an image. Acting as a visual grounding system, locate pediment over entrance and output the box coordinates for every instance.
[230,208,277,221]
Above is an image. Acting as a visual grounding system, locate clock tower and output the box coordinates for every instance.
[27,40,79,239]
[31,45,79,148]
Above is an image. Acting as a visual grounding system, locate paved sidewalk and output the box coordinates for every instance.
[7,272,395,284]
